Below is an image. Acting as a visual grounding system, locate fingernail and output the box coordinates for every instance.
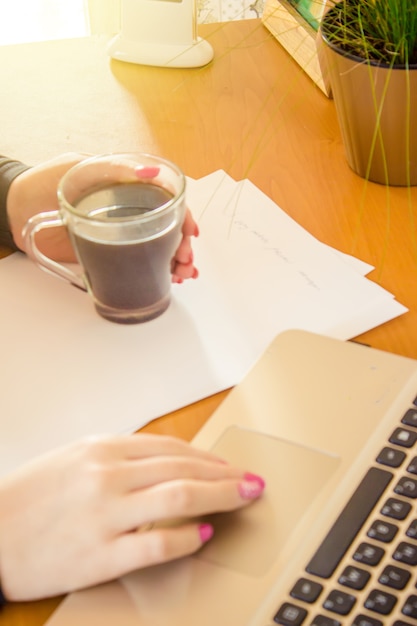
[135,166,160,178]
[192,267,199,279]
[238,473,266,499]
[244,472,266,487]
[194,223,200,237]
[199,523,214,543]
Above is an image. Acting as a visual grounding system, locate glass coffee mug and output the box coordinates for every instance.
[23,153,187,324]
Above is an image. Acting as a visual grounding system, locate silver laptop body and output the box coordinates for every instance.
[46,330,417,626]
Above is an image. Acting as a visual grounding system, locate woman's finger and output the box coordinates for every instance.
[116,475,265,531]
[143,475,265,518]
[114,456,245,493]
[81,434,228,466]
[171,235,197,282]
[173,235,193,265]
[171,210,199,281]
[172,261,198,282]
[93,523,214,582]
[182,209,199,237]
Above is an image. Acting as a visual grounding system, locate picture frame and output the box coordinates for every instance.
[261,0,331,96]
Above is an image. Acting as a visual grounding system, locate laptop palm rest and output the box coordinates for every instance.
[196,425,340,577]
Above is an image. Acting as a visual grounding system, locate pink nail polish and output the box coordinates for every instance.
[192,267,199,279]
[238,473,266,499]
[244,472,266,489]
[194,224,200,237]
[135,166,160,178]
[199,523,214,543]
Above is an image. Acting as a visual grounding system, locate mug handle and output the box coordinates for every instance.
[22,211,86,291]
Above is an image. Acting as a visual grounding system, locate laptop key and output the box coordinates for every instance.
[394,477,417,498]
[389,428,417,448]
[338,565,370,590]
[367,520,398,542]
[402,594,417,619]
[290,579,323,603]
[381,498,411,520]
[376,447,406,468]
[378,564,411,589]
[364,589,397,614]
[405,519,417,538]
[352,614,383,626]
[401,408,417,428]
[273,602,308,626]
[393,541,417,565]
[306,468,392,578]
[310,615,341,626]
[323,590,356,615]
[353,542,385,566]
[406,457,417,474]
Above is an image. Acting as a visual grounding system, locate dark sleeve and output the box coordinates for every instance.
[0,156,31,250]
[0,583,6,607]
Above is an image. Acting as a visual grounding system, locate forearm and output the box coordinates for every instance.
[0,156,30,250]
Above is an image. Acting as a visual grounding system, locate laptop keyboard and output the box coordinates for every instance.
[273,397,417,626]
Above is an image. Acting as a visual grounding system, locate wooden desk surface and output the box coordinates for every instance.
[1,18,417,625]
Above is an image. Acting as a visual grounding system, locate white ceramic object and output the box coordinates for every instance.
[108,0,214,67]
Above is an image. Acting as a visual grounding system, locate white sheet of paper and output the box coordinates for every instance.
[0,172,407,476]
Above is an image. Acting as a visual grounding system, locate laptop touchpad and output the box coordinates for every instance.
[195,425,340,577]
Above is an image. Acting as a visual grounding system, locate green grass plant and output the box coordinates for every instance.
[321,0,417,66]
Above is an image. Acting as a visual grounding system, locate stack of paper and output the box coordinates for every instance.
[0,171,406,475]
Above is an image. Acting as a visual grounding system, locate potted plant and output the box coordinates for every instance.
[319,0,417,186]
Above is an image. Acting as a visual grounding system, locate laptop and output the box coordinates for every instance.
[46,329,417,626]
